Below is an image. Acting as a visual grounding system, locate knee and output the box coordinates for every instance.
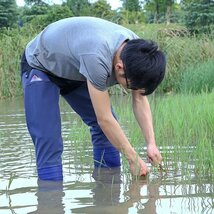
[93,147,121,168]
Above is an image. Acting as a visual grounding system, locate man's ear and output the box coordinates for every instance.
[115,60,125,77]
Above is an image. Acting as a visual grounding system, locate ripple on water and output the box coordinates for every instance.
[0,98,213,214]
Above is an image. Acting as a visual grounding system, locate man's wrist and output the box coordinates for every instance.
[123,147,138,164]
[146,139,156,146]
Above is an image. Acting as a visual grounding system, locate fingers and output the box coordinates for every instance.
[147,144,163,166]
[140,166,149,176]
[147,156,153,164]
[147,153,162,166]
[138,159,149,176]
[130,157,149,177]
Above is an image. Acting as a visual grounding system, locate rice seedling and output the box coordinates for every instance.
[110,175,115,200]
[65,118,93,170]
[112,92,214,180]
[65,91,213,183]
[5,172,15,197]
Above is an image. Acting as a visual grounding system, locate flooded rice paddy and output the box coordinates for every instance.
[0,97,213,214]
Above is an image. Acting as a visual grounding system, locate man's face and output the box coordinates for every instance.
[114,65,146,94]
[114,60,129,90]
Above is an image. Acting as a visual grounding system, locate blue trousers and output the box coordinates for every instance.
[22,69,120,181]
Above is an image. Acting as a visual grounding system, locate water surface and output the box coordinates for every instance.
[0,97,213,214]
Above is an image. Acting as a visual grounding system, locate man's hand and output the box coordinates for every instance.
[87,81,149,176]
[147,143,162,166]
[129,155,149,176]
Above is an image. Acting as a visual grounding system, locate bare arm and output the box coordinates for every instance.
[132,90,162,165]
[87,81,149,176]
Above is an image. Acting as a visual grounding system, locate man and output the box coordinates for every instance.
[21,17,166,181]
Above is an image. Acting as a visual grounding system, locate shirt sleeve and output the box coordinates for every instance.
[79,54,110,91]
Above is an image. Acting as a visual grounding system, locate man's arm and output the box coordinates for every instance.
[87,80,149,176]
[132,90,162,166]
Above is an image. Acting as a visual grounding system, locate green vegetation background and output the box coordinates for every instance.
[0,0,213,179]
[0,0,214,98]
[0,0,214,99]
[0,22,213,98]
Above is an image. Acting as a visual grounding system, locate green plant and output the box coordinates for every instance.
[179,60,214,94]
[184,2,214,35]
[5,172,15,196]
[113,92,214,180]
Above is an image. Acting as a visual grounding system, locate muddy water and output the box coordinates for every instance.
[0,97,213,214]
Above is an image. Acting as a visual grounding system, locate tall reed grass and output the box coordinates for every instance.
[179,60,214,94]
[0,26,37,98]
[0,23,214,98]
[127,24,214,93]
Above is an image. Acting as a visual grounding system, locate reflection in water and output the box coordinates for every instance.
[71,167,161,214]
[28,180,65,214]
[92,167,122,206]
[0,97,214,214]
[27,168,160,214]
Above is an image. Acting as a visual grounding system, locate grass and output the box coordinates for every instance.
[66,92,213,180]
[127,23,214,94]
[65,119,93,170]
[0,23,214,98]
[179,60,214,94]
[0,21,212,180]
[112,92,214,180]
[5,172,15,196]
[0,26,37,98]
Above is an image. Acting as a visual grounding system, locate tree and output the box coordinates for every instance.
[180,0,200,7]
[21,4,50,23]
[165,0,174,24]
[29,5,73,30]
[121,0,141,11]
[184,0,214,34]
[120,0,144,24]
[24,0,46,5]
[66,0,91,16]
[91,0,114,20]
[144,0,178,24]
[0,0,17,28]
[144,0,165,23]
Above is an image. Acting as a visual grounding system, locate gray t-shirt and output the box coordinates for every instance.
[25,17,139,91]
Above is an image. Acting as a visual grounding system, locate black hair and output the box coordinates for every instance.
[120,39,166,95]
